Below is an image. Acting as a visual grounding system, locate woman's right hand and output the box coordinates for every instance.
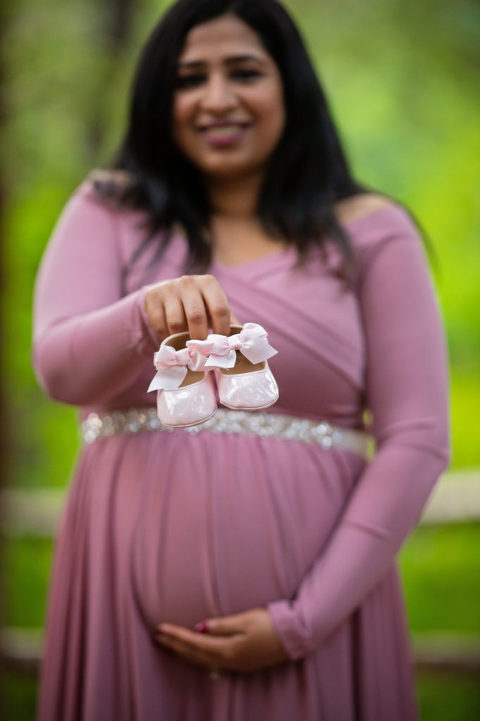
[144,274,236,341]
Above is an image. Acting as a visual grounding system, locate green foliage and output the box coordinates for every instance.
[400,524,480,635]
[3,538,53,628]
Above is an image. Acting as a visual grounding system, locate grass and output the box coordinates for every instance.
[417,673,480,721]
[0,673,38,721]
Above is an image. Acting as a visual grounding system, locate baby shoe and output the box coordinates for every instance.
[198,323,279,411]
[147,332,216,428]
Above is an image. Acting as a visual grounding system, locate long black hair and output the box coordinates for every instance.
[96,0,370,277]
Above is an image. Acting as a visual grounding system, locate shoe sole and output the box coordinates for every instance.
[219,394,279,412]
[161,407,217,430]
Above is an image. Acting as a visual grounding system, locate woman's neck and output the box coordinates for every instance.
[206,172,264,219]
[204,172,286,266]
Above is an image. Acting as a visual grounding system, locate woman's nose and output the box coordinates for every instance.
[201,75,237,112]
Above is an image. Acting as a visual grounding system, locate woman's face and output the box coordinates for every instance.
[172,14,286,183]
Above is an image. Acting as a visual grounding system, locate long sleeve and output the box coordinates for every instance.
[267,212,450,660]
[32,184,159,406]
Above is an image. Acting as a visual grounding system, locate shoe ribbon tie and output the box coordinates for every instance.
[148,323,278,392]
[189,323,278,369]
[147,345,208,392]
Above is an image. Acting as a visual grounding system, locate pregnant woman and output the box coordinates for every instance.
[33,1,450,719]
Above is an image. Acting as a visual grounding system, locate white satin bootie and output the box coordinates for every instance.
[147,323,279,425]
[199,323,279,411]
[147,331,216,428]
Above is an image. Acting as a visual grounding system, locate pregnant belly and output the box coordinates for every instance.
[129,434,362,630]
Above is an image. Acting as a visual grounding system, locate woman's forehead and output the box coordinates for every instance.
[178,15,268,65]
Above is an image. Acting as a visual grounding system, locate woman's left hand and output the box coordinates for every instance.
[155,608,290,673]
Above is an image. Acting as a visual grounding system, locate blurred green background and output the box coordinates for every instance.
[1,0,479,719]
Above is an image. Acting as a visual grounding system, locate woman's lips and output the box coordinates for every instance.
[198,123,250,148]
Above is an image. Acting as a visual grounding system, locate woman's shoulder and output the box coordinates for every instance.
[334,193,412,229]
[335,192,422,253]
[53,170,147,250]
[74,168,137,207]
[333,193,427,284]
[334,192,393,224]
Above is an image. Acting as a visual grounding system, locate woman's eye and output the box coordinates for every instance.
[231,68,261,82]
[175,74,205,89]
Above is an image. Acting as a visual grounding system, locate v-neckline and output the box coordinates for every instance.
[210,244,294,273]
[209,204,398,273]
[165,204,400,276]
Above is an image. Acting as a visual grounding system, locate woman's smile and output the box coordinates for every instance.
[197,120,251,148]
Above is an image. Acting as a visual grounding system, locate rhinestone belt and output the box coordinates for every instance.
[81,407,372,459]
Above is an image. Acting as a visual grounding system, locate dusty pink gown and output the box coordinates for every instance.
[33,181,449,721]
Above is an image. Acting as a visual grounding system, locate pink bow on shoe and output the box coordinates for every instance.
[231,322,278,364]
[147,345,208,392]
[186,323,278,370]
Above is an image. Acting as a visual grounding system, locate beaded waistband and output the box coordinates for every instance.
[81,407,372,459]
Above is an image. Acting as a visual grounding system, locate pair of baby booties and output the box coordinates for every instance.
[147,322,279,427]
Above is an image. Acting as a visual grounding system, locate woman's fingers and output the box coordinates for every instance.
[156,632,217,669]
[155,610,289,673]
[144,274,235,341]
[197,613,247,636]
[144,287,168,337]
[155,624,239,670]
[199,275,231,336]
[158,623,231,648]
[178,276,210,340]
[163,294,187,337]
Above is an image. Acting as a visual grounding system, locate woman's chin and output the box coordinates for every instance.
[202,161,267,184]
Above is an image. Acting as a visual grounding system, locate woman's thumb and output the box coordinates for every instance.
[194,615,242,636]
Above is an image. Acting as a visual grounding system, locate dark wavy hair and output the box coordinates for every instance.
[97,0,371,277]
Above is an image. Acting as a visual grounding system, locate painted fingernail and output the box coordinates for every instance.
[194,621,209,633]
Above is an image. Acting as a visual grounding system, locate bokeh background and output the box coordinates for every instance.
[1,0,479,718]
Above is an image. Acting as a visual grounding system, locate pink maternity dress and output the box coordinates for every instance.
[33,180,450,721]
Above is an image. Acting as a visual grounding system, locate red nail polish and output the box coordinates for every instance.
[194,621,208,633]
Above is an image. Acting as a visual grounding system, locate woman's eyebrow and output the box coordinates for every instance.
[177,54,267,70]
[177,60,206,70]
[224,54,267,65]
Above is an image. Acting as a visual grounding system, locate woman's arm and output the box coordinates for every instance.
[32,185,159,405]
[33,183,233,406]
[267,215,450,659]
